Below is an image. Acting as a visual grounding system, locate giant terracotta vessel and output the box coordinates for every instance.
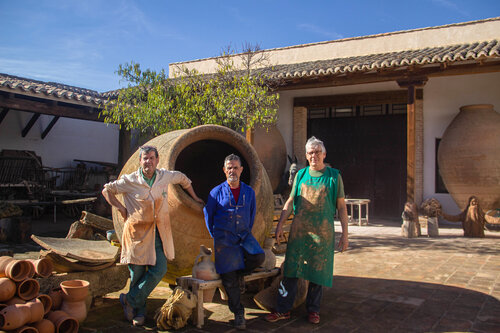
[113,125,274,283]
[252,126,287,193]
[438,104,500,211]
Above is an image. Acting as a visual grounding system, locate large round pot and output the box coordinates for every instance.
[252,125,287,193]
[438,104,500,211]
[114,125,274,283]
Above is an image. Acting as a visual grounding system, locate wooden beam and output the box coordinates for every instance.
[405,86,416,203]
[294,90,407,108]
[0,108,9,125]
[41,116,60,139]
[0,93,102,122]
[21,113,41,137]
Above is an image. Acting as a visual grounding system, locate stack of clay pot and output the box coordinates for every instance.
[0,255,83,333]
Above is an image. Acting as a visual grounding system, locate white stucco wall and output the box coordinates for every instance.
[423,72,500,214]
[0,110,119,168]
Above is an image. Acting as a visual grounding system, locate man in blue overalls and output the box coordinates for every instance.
[204,154,265,330]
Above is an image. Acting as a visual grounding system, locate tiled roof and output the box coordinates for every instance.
[262,40,500,79]
[0,73,106,106]
[1,40,499,103]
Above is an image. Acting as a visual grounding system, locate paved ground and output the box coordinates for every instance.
[7,216,500,332]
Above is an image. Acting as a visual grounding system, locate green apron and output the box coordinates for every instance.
[283,166,339,287]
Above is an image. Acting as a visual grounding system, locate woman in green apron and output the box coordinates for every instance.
[266,136,349,325]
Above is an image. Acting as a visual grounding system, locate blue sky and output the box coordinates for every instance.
[1,0,499,92]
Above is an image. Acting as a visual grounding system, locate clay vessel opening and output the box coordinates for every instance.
[174,139,251,201]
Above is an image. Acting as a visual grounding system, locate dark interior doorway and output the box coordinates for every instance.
[308,113,406,219]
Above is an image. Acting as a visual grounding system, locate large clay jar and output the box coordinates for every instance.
[0,300,44,330]
[47,310,79,333]
[192,245,219,302]
[0,256,31,282]
[113,125,274,283]
[33,319,55,333]
[0,277,16,302]
[438,104,500,211]
[60,280,89,323]
[252,125,287,193]
[17,279,40,301]
[27,259,53,278]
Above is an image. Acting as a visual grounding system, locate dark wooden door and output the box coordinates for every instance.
[308,114,406,218]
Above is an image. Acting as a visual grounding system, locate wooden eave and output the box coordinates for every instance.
[0,89,103,122]
[271,58,500,91]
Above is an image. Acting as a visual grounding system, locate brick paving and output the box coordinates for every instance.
[22,218,500,332]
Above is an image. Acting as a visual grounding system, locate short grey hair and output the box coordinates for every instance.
[224,154,241,166]
[305,136,326,153]
[139,145,159,158]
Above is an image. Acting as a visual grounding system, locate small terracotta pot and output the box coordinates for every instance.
[0,277,16,302]
[47,310,79,333]
[60,280,89,302]
[27,259,53,278]
[6,297,26,305]
[48,289,63,310]
[33,294,52,315]
[61,300,87,324]
[17,279,40,301]
[0,257,31,282]
[0,300,44,330]
[14,325,39,333]
[33,318,55,333]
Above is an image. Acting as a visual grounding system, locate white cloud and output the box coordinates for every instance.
[432,0,469,17]
[297,23,343,40]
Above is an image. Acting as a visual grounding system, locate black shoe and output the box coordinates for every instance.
[239,274,246,294]
[234,313,246,330]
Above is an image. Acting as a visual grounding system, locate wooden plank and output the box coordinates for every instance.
[31,235,118,263]
[294,90,407,108]
[41,115,60,139]
[21,113,40,137]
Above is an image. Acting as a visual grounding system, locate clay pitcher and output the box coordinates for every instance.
[47,310,79,333]
[112,125,274,284]
[0,277,16,302]
[438,104,500,211]
[192,245,219,302]
[60,280,89,323]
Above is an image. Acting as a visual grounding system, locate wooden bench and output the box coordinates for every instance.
[176,268,280,328]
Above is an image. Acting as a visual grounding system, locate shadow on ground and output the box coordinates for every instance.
[82,276,500,333]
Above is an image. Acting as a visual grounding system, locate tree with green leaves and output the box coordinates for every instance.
[101,45,279,136]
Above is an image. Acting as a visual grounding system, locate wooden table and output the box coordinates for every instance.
[345,198,370,226]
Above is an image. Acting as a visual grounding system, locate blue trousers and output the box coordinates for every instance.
[275,277,323,313]
[220,251,265,315]
[126,230,167,316]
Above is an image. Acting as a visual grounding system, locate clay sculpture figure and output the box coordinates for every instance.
[440,196,486,238]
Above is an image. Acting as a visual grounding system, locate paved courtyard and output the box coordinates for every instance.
[80,219,500,333]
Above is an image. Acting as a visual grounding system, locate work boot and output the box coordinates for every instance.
[234,313,246,330]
